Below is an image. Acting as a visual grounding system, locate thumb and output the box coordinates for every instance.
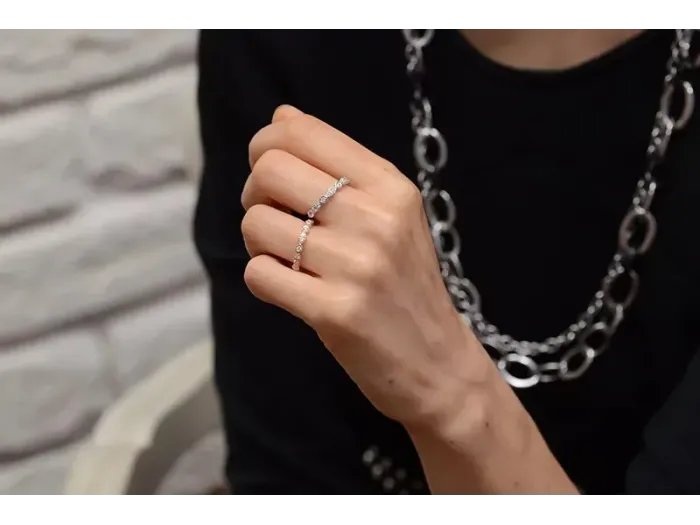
[272,104,304,123]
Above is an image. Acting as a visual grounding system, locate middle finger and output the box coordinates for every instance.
[242,149,365,225]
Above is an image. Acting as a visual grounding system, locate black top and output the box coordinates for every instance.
[194,30,700,494]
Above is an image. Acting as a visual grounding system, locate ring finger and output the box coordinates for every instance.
[242,203,351,277]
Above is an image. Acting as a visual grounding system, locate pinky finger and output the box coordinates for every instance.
[244,254,326,324]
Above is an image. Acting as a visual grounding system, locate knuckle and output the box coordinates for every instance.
[240,203,266,239]
[253,148,286,177]
[379,159,400,176]
[285,114,313,141]
[369,209,404,251]
[395,179,423,211]
[241,174,253,209]
[248,125,269,166]
[366,195,410,250]
[325,288,368,328]
[243,256,265,292]
[349,245,392,285]
[378,210,404,239]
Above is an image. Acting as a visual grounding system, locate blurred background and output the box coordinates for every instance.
[0,30,223,494]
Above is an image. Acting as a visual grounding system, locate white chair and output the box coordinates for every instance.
[64,340,223,494]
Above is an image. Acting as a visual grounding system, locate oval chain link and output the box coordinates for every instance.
[402,30,697,387]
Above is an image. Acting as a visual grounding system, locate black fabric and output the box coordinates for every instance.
[193,29,700,494]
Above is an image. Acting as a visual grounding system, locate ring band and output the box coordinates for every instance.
[308,177,350,219]
[292,177,350,272]
[292,219,314,271]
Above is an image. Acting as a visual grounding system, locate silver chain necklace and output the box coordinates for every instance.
[402,29,698,388]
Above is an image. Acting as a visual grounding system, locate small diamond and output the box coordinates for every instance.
[295,246,302,253]
[300,233,306,241]
[320,195,328,203]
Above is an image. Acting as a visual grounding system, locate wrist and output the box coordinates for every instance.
[402,322,501,443]
[401,330,578,494]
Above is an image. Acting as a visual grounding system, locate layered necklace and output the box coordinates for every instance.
[402,30,698,388]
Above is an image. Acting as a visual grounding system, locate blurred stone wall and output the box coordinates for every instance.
[0,30,219,494]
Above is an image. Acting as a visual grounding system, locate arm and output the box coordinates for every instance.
[405,339,578,494]
[404,300,700,494]
[194,31,377,494]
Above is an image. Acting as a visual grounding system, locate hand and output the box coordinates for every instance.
[241,105,487,428]
[241,106,578,494]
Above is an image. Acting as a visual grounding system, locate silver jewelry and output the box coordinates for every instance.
[308,176,350,219]
[402,29,698,388]
[292,218,314,271]
[293,177,351,272]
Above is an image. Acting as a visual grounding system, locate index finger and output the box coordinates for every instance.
[249,111,402,191]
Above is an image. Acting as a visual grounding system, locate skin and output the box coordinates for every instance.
[240,31,637,494]
[461,29,644,70]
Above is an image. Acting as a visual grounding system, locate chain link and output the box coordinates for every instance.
[402,30,697,388]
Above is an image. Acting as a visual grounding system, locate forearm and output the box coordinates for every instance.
[405,333,579,494]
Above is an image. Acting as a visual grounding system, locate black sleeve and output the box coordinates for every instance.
[626,349,700,494]
[193,30,379,494]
